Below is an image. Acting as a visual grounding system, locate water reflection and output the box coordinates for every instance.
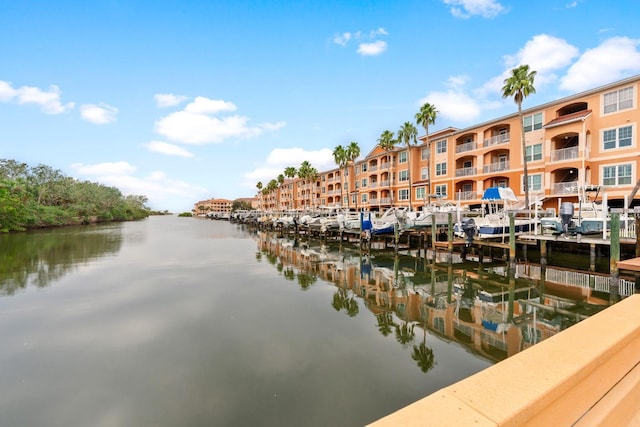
[0,224,123,295]
[256,231,609,367]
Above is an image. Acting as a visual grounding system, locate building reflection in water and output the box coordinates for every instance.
[256,231,609,368]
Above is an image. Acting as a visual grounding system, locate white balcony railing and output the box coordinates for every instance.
[456,141,477,153]
[553,181,579,194]
[455,167,477,177]
[456,191,476,201]
[483,160,510,173]
[483,133,510,148]
[551,146,579,162]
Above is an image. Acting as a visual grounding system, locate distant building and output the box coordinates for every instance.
[193,198,232,216]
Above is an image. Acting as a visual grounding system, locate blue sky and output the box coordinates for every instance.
[2,0,640,212]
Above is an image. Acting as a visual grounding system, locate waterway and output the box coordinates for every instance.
[0,215,606,426]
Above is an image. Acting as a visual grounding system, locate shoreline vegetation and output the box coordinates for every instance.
[0,159,152,232]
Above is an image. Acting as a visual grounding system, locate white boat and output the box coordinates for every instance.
[400,200,466,231]
[539,185,627,235]
[455,187,539,240]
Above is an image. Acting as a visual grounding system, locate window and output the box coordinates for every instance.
[398,170,409,182]
[603,125,633,150]
[398,189,409,201]
[525,143,543,161]
[603,86,634,114]
[355,167,359,174]
[603,164,632,186]
[436,162,447,176]
[523,112,543,132]
[399,151,407,163]
[524,174,543,192]
[361,178,368,188]
[421,147,429,160]
[361,194,368,203]
[421,167,428,180]
[436,139,447,154]
[416,187,426,200]
[362,163,368,172]
[435,184,447,196]
[351,194,357,205]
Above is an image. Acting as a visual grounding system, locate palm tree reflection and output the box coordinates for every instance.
[411,325,435,373]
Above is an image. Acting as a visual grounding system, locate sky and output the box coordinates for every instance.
[2,0,640,212]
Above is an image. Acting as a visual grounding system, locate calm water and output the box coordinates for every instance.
[1,215,586,426]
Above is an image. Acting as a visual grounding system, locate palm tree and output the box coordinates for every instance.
[397,121,418,210]
[415,103,438,205]
[502,64,537,209]
[277,174,284,186]
[346,141,360,209]
[332,145,348,208]
[284,166,297,179]
[298,161,315,209]
[378,130,396,207]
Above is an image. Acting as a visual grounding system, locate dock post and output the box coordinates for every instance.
[431,212,437,262]
[508,213,516,322]
[590,243,596,290]
[610,213,621,304]
[636,214,640,257]
[447,212,453,263]
[394,222,399,256]
[539,240,547,303]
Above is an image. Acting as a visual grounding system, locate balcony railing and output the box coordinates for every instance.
[368,164,378,172]
[455,167,477,177]
[380,162,393,170]
[551,146,579,162]
[380,180,390,187]
[456,141,477,153]
[379,197,391,204]
[456,191,476,201]
[369,182,378,188]
[483,160,510,173]
[483,133,510,148]
[553,181,579,194]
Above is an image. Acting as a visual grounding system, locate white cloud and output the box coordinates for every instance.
[560,37,640,92]
[154,96,284,144]
[71,161,136,176]
[184,96,237,114]
[333,28,388,54]
[503,34,579,86]
[370,27,388,37]
[145,141,194,158]
[242,147,335,190]
[333,32,352,47]
[154,93,188,108]
[70,161,209,210]
[0,80,74,114]
[357,40,388,56]
[80,103,118,124]
[417,75,483,124]
[443,0,506,18]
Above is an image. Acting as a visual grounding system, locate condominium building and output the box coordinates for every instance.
[193,198,232,215]
[257,74,640,212]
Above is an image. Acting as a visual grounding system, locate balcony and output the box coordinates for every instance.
[368,164,378,172]
[456,191,476,201]
[455,167,477,177]
[380,180,390,187]
[380,162,392,170]
[483,160,510,173]
[379,197,391,204]
[483,133,510,148]
[551,146,579,162]
[456,141,477,153]
[369,182,378,188]
[553,181,579,194]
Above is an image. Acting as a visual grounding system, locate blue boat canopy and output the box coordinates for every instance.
[482,187,518,201]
